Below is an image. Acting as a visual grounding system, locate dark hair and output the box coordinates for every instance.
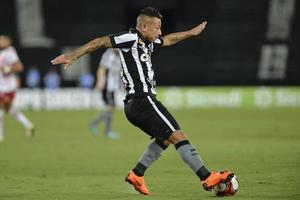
[140,7,162,19]
[0,33,11,38]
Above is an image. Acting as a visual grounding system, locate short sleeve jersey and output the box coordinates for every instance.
[109,28,163,97]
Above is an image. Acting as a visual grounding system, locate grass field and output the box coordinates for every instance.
[0,108,299,200]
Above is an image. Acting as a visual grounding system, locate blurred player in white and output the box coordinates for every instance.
[0,35,34,142]
[89,48,121,139]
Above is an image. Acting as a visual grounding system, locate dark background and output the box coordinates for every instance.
[1,0,299,87]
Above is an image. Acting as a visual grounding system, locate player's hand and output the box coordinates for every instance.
[0,65,11,74]
[51,54,74,69]
[190,21,207,36]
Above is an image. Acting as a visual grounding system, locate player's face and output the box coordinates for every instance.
[0,36,11,50]
[144,17,162,42]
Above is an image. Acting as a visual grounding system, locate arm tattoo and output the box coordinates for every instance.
[70,36,111,61]
[164,31,192,46]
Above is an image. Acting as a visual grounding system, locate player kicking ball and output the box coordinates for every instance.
[51,7,237,196]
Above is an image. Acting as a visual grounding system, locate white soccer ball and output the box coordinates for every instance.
[212,174,239,196]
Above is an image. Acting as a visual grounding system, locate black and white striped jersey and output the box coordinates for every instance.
[109,28,163,97]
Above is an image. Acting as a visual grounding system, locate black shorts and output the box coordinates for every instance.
[124,95,180,141]
[101,89,115,106]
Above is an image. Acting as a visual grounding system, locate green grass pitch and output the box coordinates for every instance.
[0,108,299,200]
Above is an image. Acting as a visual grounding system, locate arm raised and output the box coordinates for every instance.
[51,36,112,69]
[162,21,207,47]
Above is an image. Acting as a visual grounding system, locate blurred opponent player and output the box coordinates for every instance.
[51,7,233,195]
[0,35,34,142]
[89,48,121,139]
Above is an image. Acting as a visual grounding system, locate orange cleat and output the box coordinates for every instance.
[125,170,150,195]
[201,170,234,191]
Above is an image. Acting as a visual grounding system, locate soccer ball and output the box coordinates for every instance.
[212,173,239,196]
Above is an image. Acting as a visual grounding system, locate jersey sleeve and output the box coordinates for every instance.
[109,32,137,48]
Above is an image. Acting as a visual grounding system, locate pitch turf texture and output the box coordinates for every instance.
[0,108,299,200]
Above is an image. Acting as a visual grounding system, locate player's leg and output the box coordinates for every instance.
[168,125,232,190]
[0,101,5,142]
[102,91,118,139]
[125,142,167,195]
[6,96,34,138]
[142,96,212,181]
[89,89,110,135]
[124,96,176,194]
[125,96,173,168]
[167,130,211,181]
[142,97,231,189]
[132,139,170,177]
[124,96,230,193]
[103,105,114,133]
[125,137,171,195]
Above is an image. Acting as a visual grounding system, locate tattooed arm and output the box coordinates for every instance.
[51,36,112,69]
[162,21,207,47]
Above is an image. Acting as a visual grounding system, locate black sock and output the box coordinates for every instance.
[196,165,211,181]
[132,162,147,177]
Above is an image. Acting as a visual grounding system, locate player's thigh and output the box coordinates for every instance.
[0,102,4,109]
[125,96,180,141]
[0,92,15,111]
[5,102,13,112]
[124,97,148,126]
[146,97,181,140]
[168,130,188,144]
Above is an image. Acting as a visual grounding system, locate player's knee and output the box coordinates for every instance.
[155,139,170,150]
[163,140,171,146]
[168,130,188,145]
[107,105,115,112]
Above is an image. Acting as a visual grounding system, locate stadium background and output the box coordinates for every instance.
[1,0,299,87]
[0,1,300,200]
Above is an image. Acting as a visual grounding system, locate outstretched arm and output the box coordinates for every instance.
[51,36,112,69]
[162,21,207,47]
[1,61,24,74]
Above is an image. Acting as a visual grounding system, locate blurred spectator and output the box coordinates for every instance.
[43,68,61,89]
[26,66,41,88]
[78,72,94,88]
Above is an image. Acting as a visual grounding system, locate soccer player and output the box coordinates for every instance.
[89,48,121,139]
[51,7,232,195]
[0,35,34,142]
